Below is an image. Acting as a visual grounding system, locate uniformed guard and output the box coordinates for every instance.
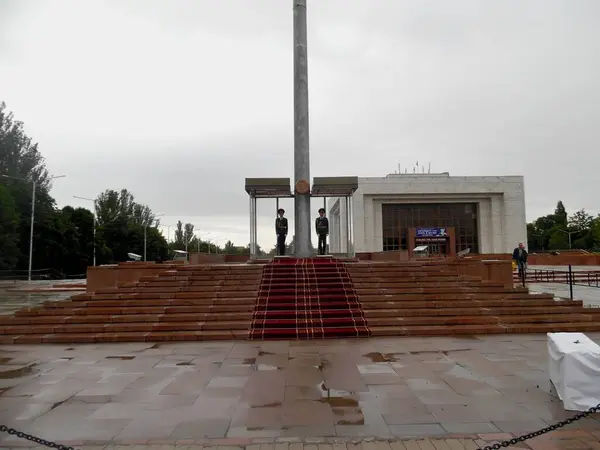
[275,208,288,256]
[315,208,329,255]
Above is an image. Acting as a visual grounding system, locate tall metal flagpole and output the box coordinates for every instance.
[293,0,312,257]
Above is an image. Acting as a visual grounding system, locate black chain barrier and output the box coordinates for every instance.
[477,402,600,450]
[2,403,600,450]
[0,425,76,450]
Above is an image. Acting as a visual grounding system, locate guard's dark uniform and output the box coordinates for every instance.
[275,210,288,256]
[315,210,329,255]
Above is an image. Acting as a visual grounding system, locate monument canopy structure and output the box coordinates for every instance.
[245,176,357,259]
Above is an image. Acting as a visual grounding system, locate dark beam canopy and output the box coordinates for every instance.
[311,176,358,197]
[245,178,293,198]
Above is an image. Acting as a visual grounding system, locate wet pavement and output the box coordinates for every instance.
[1,335,600,448]
[529,283,600,306]
[0,281,77,315]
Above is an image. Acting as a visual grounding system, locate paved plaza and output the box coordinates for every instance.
[1,335,600,449]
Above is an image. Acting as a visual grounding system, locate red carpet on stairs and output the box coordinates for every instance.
[249,257,370,339]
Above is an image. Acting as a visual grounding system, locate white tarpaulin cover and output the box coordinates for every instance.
[547,332,600,411]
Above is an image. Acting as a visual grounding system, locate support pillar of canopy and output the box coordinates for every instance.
[311,177,358,259]
[245,178,293,259]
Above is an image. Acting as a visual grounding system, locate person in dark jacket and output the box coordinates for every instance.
[315,208,329,255]
[275,208,288,256]
[512,243,528,277]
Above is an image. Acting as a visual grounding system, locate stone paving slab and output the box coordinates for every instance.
[1,336,600,448]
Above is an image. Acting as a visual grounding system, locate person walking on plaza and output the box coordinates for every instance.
[512,242,528,278]
[315,208,329,255]
[275,208,288,256]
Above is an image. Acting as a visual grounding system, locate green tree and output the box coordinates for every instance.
[0,102,58,272]
[224,240,237,255]
[173,221,184,247]
[0,184,20,269]
[0,102,52,191]
[554,200,568,228]
[592,216,600,249]
[183,223,195,245]
[95,189,155,226]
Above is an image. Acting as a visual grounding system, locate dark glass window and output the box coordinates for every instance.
[381,203,479,253]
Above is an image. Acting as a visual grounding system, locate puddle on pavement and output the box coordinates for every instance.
[441,349,472,355]
[176,362,194,366]
[0,357,12,364]
[363,352,405,363]
[410,349,472,355]
[105,356,135,360]
[242,357,256,365]
[0,363,36,379]
[317,382,364,425]
[65,348,74,351]
[253,402,281,408]
[317,382,359,407]
[258,351,274,356]
[253,364,281,371]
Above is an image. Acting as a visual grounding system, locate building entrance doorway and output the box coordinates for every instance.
[426,242,447,256]
[415,240,448,256]
[409,227,456,259]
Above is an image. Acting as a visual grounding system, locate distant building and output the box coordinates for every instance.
[327,172,526,256]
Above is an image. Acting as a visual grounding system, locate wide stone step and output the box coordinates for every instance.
[13,304,256,316]
[0,330,249,344]
[366,313,594,327]
[42,297,258,308]
[360,299,578,310]
[358,293,556,301]
[0,319,252,335]
[369,322,600,336]
[134,281,261,289]
[350,276,483,283]
[353,281,511,292]
[0,311,256,325]
[354,287,524,294]
[360,306,584,316]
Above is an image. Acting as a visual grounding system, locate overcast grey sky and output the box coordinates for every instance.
[1,0,599,249]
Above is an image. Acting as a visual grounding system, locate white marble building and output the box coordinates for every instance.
[327,172,526,254]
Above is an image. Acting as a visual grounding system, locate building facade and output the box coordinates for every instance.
[327,172,526,255]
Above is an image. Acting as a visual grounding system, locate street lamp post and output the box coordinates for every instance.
[198,232,212,254]
[144,214,165,261]
[1,174,66,281]
[558,228,581,250]
[163,224,175,243]
[73,196,97,266]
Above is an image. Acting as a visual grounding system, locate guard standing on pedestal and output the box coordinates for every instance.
[315,208,329,255]
[275,208,288,256]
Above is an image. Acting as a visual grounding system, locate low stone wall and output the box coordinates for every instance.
[87,262,172,293]
[451,259,514,287]
[86,257,252,293]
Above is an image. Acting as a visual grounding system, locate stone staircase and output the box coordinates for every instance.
[2,259,600,344]
[348,261,600,336]
[0,264,263,344]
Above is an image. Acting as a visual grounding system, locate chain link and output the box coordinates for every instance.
[0,424,76,450]
[477,403,600,450]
